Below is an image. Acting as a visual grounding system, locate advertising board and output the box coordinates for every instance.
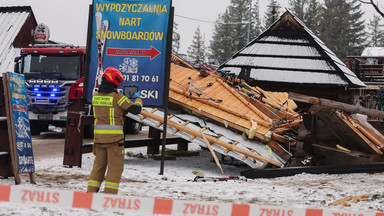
[87,0,171,106]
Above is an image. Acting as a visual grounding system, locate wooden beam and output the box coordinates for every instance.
[289,92,384,118]
[170,86,272,128]
[141,110,283,167]
[217,78,272,124]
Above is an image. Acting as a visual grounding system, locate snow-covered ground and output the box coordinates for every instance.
[1,142,384,215]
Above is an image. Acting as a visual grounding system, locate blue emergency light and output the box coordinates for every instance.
[36,93,42,97]
[52,88,58,92]
[50,94,56,97]
[33,88,39,91]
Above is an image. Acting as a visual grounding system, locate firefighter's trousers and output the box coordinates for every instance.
[87,143,125,194]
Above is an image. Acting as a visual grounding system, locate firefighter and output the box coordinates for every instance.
[87,67,143,194]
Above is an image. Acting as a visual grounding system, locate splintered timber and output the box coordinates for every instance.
[95,3,168,13]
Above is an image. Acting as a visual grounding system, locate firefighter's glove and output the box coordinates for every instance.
[134,91,141,98]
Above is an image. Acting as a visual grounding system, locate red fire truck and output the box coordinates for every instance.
[14,44,141,136]
[14,44,87,135]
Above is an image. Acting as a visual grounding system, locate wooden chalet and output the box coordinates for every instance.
[219,10,365,105]
[347,47,384,93]
[0,6,38,74]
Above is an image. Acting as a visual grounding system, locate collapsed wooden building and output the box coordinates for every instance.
[129,54,302,169]
[125,53,384,176]
[127,11,384,176]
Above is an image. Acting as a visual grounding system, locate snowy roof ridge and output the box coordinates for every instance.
[219,9,365,88]
[0,6,34,73]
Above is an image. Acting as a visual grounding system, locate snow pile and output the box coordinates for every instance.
[1,143,384,215]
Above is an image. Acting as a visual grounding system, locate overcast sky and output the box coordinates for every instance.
[1,0,380,54]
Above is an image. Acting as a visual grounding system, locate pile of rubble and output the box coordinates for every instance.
[129,54,384,176]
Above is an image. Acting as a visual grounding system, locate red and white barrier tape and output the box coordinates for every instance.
[0,184,383,216]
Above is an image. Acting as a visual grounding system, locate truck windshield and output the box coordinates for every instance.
[23,54,81,80]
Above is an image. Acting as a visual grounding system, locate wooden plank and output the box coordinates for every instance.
[350,114,384,150]
[170,86,272,127]
[312,106,382,155]
[335,112,383,155]
[169,96,271,140]
[289,92,384,118]
[217,78,272,124]
[3,73,21,184]
[141,110,283,167]
[200,131,223,173]
[329,196,353,206]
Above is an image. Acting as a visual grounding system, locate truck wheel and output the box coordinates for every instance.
[30,121,40,136]
[124,118,142,134]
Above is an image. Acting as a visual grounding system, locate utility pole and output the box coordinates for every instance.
[247,0,252,44]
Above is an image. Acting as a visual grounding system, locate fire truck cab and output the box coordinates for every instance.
[14,44,86,135]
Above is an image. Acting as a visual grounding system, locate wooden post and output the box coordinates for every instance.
[147,126,160,154]
[63,100,85,167]
[0,77,13,178]
[289,92,384,118]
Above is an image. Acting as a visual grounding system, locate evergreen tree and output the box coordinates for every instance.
[228,0,252,51]
[187,26,206,62]
[250,0,262,40]
[303,0,322,35]
[172,22,180,54]
[319,0,366,62]
[288,0,323,35]
[367,15,384,47]
[347,0,367,56]
[289,0,307,20]
[210,0,261,64]
[210,10,234,64]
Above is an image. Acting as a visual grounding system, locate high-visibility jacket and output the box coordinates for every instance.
[92,91,143,144]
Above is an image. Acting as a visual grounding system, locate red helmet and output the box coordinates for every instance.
[102,67,124,86]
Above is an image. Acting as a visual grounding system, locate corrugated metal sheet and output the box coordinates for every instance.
[226,56,335,71]
[242,42,322,57]
[223,67,349,85]
[220,10,365,88]
[0,7,32,74]
[127,108,287,168]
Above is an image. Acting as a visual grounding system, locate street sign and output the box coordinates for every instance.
[87,0,172,106]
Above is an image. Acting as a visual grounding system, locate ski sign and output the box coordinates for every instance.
[87,0,171,106]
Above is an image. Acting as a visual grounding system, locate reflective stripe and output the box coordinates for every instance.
[109,108,115,125]
[94,129,124,135]
[88,180,101,188]
[94,125,124,130]
[118,96,130,106]
[93,106,97,125]
[135,101,143,107]
[93,96,113,106]
[105,181,119,190]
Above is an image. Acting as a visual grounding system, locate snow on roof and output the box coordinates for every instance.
[361,47,384,57]
[220,10,365,88]
[0,6,33,74]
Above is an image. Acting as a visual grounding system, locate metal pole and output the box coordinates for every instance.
[159,4,174,175]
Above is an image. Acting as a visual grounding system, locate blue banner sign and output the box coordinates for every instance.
[87,0,171,106]
[7,72,35,173]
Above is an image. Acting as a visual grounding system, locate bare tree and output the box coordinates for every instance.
[358,0,384,17]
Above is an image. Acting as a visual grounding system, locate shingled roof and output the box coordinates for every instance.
[0,6,37,74]
[219,10,365,88]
